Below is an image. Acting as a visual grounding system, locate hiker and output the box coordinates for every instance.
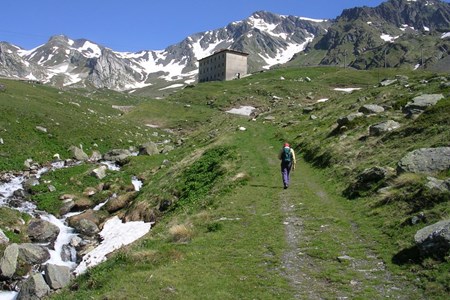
[278,143,296,189]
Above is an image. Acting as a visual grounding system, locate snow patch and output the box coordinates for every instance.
[334,88,361,93]
[78,41,102,58]
[159,83,184,90]
[226,106,255,116]
[260,36,313,69]
[299,17,327,23]
[74,216,152,275]
[380,34,399,42]
[442,32,450,39]
[316,98,329,103]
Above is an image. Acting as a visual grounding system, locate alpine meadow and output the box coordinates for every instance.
[1,0,450,299]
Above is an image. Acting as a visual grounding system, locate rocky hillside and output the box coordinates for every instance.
[290,0,450,70]
[0,11,329,92]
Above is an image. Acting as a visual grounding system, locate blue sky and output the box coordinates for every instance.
[0,0,448,52]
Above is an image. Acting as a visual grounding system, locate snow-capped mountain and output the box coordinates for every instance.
[0,11,330,92]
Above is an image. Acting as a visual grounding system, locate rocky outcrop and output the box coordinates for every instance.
[103,149,133,165]
[27,219,60,244]
[403,94,444,117]
[397,147,450,175]
[358,104,384,115]
[139,142,159,156]
[337,112,364,126]
[369,120,400,136]
[414,219,450,258]
[17,273,50,300]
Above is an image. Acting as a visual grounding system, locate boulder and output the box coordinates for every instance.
[105,192,136,213]
[103,149,132,165]
[69,146,89,161]
[0,228,9,244]
[27,219,60,244]
[23,177,40,193]
[369,120,401,136]
[91,165,108,180]
[414,219,450,258]
[18,244,50,265]
[403,94,444,116]
[0,243,19,278]
[358,104,384,115]
[139,142,159,156]
[77,219,100,237]
[44,264,71,290]
[337,112,364,126]
[90,150,102,162]
[67,209,102,229]
[17,273,50,300]
[72,197,94,211]
[397,147,450,175]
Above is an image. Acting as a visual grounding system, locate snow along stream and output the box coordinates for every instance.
[0,161,151,300]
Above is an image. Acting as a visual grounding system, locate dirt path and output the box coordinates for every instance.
[278,160,420,299]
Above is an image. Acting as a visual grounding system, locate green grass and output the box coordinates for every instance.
[0,66,449,298]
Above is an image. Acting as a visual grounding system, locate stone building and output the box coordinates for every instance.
[198,49,249,83]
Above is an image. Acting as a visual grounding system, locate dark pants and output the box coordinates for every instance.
[281,161,292,188]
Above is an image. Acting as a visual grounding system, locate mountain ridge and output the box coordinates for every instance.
[0,11,329,93]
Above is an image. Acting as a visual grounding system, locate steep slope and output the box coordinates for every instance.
[0,12,329,92]
[291,0,450,70]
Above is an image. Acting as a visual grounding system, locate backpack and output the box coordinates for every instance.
[281,147,292,163]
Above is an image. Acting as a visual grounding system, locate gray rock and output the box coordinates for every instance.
[369,120,401,136]
[0,243,19,278]
[90,150,102,162]
[69,146,89,161]
[91,165,108,180]
[161,145,175,154]
[0,228,9,244]
[358,104,385,115]
[23,177,40,192]
[303,107,314,114]
[103,149,132,164]
[17,273,50,300]
[77,219,100,237]
[414,219,450,258]
[397,147,450,175]
[403,94,444,116]
[426,177,450,192]
[27,219,60,244]
[44,264,71,290]
[18,243,50,265]
[139,142,159,156]
[337,112,364,126]
[310,115,318,120]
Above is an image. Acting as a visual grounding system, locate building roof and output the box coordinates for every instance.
[198,49,249,62]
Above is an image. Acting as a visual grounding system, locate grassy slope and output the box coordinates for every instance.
[0,67,449,298]
[0,79,158,171]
